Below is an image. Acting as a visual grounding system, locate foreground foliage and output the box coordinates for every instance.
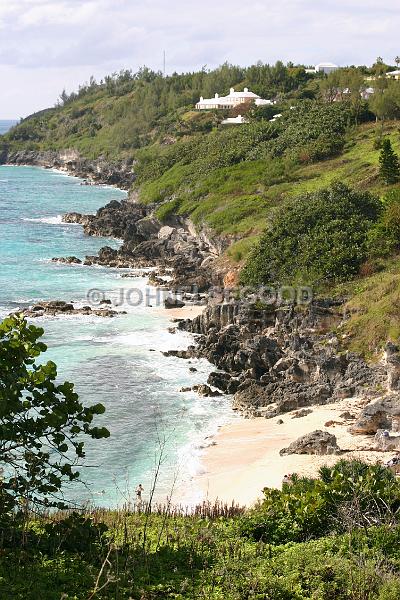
[0,315,109,513]
[1,461,400,599]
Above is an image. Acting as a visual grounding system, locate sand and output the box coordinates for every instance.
[191,397,394,507]
[156,304,206,320]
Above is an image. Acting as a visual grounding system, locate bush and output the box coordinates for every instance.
[239,460,400,544]
[368,188,400,258]
[241,183,382,286]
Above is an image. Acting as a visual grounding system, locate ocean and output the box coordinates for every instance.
[0,165,234,507]
[0,120,18,135]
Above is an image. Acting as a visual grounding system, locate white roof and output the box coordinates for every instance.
[316,62,338,68]
[197,98,221,105]
[387,70,400,76]
[221,115,249,124]
[255,98,274,106]
[227,87,259,99]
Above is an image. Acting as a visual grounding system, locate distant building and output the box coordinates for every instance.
[361,87,375,100]
[306,62,339,75]
[269,113,283,122]
[196,87,273,110]
[221,115,249,125]
[387,69,400,80]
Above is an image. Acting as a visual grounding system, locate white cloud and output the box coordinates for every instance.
[0,0,399,117]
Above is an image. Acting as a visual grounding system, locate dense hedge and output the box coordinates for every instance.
[241,183,382,286]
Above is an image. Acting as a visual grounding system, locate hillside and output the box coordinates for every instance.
[2,62,400,352]
[3,64,400,599]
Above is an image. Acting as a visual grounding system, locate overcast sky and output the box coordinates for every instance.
[0,0,399,119]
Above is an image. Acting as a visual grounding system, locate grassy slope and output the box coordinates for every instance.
[140,121,400,258]
[4,90,140,159]
[3,89,400,353]
[136,118,400,354]
[2,510,400,599]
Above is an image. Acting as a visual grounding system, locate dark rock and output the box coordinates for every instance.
[233,382,271,416]
[291,409,313,419]
[350,396,400,435]
[4,150,135,189]
[52,256,82,265]
[164,297,185,309]
[339,411,355,420]
[207,371,240,394]
[13,300,122,319]
[192,384,222,397]
[280,430,341,456]
[385,342,400,391]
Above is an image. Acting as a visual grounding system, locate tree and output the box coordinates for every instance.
[0,315,110,513]
[379,138,400,185]
[370,81,400,121]
[395,56,400,69]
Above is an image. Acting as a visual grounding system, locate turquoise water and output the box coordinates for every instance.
[0,120,17,135]
[0,166,233,507]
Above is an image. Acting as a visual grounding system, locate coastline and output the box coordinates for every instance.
[191,397,394,507]
[1,164,229,508]
[2,163,129,195]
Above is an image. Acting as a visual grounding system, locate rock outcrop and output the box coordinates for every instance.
[178,299,386,419]
[2,149,135,189]
[58,200,226,293]
[374,429,400,451]
[13,300,124,318]
[350,396,400,435]
[280,430,341,456]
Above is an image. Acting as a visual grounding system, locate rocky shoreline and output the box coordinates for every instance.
[21,168,400,460]
[1,148,136,190]
[13,299,125,319]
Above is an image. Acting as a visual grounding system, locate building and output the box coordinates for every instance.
[196,87,273,110]
[221,115,249,125]
[361,87,375,100]
[387,69,400,80]
[306,62,339,75]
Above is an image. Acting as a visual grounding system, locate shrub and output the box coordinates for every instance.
[241,183,382,287]
[368,189,400,257]
[239,460,400,544]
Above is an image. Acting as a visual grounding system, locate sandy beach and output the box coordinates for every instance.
[193,397,394,507]
[160,304,206,320]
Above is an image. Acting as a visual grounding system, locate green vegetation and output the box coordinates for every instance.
[379,139,400,185]
[2,460,400,599]
[241,183,382,286]
[0,62,317,159]
[4,61,400,596]
[0,315,109,513]
[2,61,400,352]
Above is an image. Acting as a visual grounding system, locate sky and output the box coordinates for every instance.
[0,0,399,119]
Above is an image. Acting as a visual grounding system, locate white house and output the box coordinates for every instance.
[361,87,375,100]
[316,62,339,74]
[221,115,249,125]
[255,98,275,106]
[196,87,273,110]
[387,69,400,80]
[306,62,339,75]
